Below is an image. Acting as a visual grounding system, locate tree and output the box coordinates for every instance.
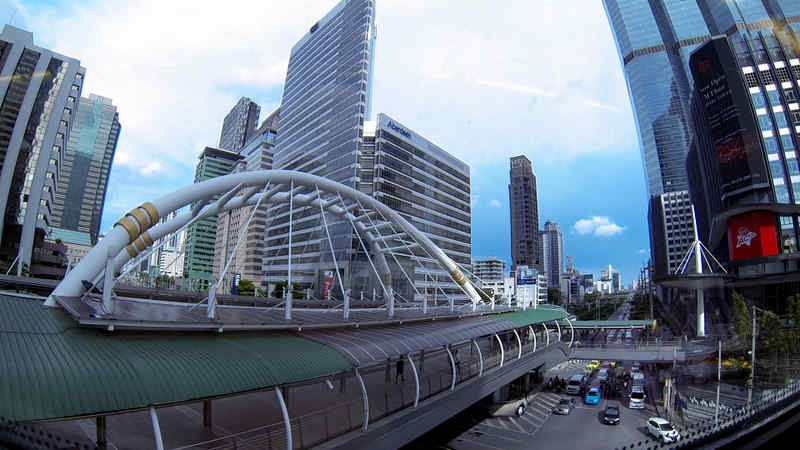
[787,294,800,327]
[237,278,255,296]
[272,281,287,299]
[478,287,495,302]
[548,288,562,306]
[732,291,751,339]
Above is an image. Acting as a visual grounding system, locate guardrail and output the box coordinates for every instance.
[613,379,800,449]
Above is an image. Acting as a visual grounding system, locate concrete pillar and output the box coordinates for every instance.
[203,400,212,428]
[96,416,107,450]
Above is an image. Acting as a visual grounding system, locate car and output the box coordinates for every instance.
[602,402,621,425]
[566,374,587,395]
[647,417,680,443]
[586,360,600,371]
[552,397,575,415]
[585,386,601,405]
[596,368,609,382]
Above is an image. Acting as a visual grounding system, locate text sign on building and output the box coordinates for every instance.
[322,271,334,300]
[516,266,537,285]
[726,211,778,261]
[690,37,768,201]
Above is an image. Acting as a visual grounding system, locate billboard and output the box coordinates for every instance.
[322,270,334,300]
[516,266,537,286]
[726,211,778,261]
[690,37,769,200]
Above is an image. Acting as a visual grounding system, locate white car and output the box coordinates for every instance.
[647,417,680,443]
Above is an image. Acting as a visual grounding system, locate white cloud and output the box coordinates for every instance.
[574,216,625,237]
[638,248,649,254]
[490,199,501,208]
[16,0,637,226]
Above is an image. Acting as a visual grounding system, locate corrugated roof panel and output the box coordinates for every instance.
[0,295,354,421]
[493,307,569,328]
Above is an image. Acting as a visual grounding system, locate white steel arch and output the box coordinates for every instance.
[48,170,481,315]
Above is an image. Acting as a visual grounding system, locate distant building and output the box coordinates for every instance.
[213,115,276,293]
[183,147,243,290]
[0,25,85,275]
[601,264,622,292]
[218,97,260,152]
[51,94,120,245]
[473,257,506,284]
[515,265,547,308]
[540,221,564,289]
[509,155,541,273]
[47,227,91,266]
[146,211,186,279]
[649,190,697,280]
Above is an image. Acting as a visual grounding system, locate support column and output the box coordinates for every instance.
[529,325,537,353]
[513,329,522,359]
[275,387,292,450]
[543,323,550,347]
[150,407,164,450]
[555,320,562,342]
[566,317,575,348]
[203,400,212,428]
[96,416,106,450]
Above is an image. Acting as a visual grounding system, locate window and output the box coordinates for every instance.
[759,115,774,131]
[792,112,800,124]
[751,91,766,108]
[768,89,781,106]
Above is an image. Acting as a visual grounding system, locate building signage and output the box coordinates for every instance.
[726,211,778,261]
[387,120,412,139]
[322,270,334,300]
[690,37,768,202]
[516,266,537,286]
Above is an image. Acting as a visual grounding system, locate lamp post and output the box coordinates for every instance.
[748,304,765,405]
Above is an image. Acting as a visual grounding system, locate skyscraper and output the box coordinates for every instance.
[264,0,377,292]
[0,25,85,275]
[509,155,540,274]
[213,114,276,293]
[183,147,243,290]
[218,97,260,152]
[51,94,120,245]
[540,221,564,289]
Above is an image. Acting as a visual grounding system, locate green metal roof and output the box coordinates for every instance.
[495,307,569,328]
[0,294,353,422]
[565,320,655,328]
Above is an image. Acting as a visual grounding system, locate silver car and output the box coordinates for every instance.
[552,397,575,415]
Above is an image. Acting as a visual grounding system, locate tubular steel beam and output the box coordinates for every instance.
[566,318,575,348]
[555,320,562,342]
[51,170,481,306]
[355,368,370,432]
[445,346,457,391]
[275,387,292,450]
[150,407,164,450]
[513,329,522,359]
[543,323,550,347]
[529,325,537,353]
[408,354,420,407]
[472,339,484,376]
[494,334,504,368]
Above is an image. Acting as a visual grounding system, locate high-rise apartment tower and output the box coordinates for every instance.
[218,97,260,152]
[509,155,540,274]
[539,221,564,289]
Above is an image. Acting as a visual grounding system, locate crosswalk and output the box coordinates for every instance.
[449,392,561,449]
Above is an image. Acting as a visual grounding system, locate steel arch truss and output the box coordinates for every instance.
[48,170,481,319]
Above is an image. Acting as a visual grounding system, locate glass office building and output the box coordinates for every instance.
[218,97,260,153]
[264,0,376,291]
[508,155,541,274]
[51,94,120,245]
[0,25,85,275]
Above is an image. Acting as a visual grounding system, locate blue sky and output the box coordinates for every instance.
[5,0,651,285]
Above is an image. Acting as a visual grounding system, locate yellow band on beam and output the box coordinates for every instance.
[139,202,159,224]
[126,208,151,232]
[140,231,153,247]
[125,244,139,258]
[449,269,468,286]
[114,216,139,243]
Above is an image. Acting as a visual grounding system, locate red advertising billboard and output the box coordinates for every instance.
[322,270,334,300]
[727,211,778,261]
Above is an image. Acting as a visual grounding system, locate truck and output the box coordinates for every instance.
[629,372,646,409]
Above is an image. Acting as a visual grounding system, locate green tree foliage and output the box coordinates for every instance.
[478,287,495,302]
[732,292,751,339]
[237,278,255,296]
[272,281,286,299]
[548,288,562,306]
[787,294,800,327]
